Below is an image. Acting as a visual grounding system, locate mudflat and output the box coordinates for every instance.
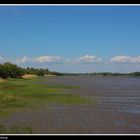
[0,76,140,134]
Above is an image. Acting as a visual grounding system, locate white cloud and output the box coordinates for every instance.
[110,56,131,63]
[34,56,62,63]
[130,56,140,63]
[15,56,32,64]
[78,55,102,63]
[0,55,102,65]
[14,55,62,64]
[110,56,140,64]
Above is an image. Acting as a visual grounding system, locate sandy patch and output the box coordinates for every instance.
[0,78,6,83]
[21,74,37,79]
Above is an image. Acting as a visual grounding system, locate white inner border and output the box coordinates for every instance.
[0,4,140,6]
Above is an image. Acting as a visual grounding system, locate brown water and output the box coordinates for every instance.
[1,76,140,134]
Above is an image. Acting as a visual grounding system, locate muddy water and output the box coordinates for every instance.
[1,76,140,134]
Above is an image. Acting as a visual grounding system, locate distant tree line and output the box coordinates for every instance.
[92,72,140,76]
[92,72,125,76]
[0,62,63,79]
[61,72,140,76]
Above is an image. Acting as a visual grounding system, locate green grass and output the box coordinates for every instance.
[0,77,92,116]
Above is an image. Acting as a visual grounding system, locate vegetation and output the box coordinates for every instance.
[129,72,140,76]
[0,62,32,79]
[0,77,91,117]
[92,72,140,76]
[92,72,126,76]
[25,67,49,76]
[0,62,63,79]
[62,72,140,76]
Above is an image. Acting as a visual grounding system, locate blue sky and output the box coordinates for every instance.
[0,5,140,73]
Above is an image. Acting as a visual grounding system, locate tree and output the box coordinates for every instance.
[36,69,45,76]
[2,62,24,78]
[0,64,9,79]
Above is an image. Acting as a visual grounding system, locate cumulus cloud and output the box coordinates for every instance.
[110,56,140,64]
[130,56,140,63]
[0,55,102,65]
[1,55,140,71]
[15,56,32,64]
[34,56,62,63]
[110,56,131,63]
[14,55,62,64]
[78,55,102,63]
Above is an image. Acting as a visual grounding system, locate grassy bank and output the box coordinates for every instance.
[0,77,91,116]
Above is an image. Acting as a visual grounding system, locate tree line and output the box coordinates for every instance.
[61,72,140,76]
[91,72,140,76]
[0,62,63,79]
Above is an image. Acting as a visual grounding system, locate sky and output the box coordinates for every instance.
[0,5,140,73]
